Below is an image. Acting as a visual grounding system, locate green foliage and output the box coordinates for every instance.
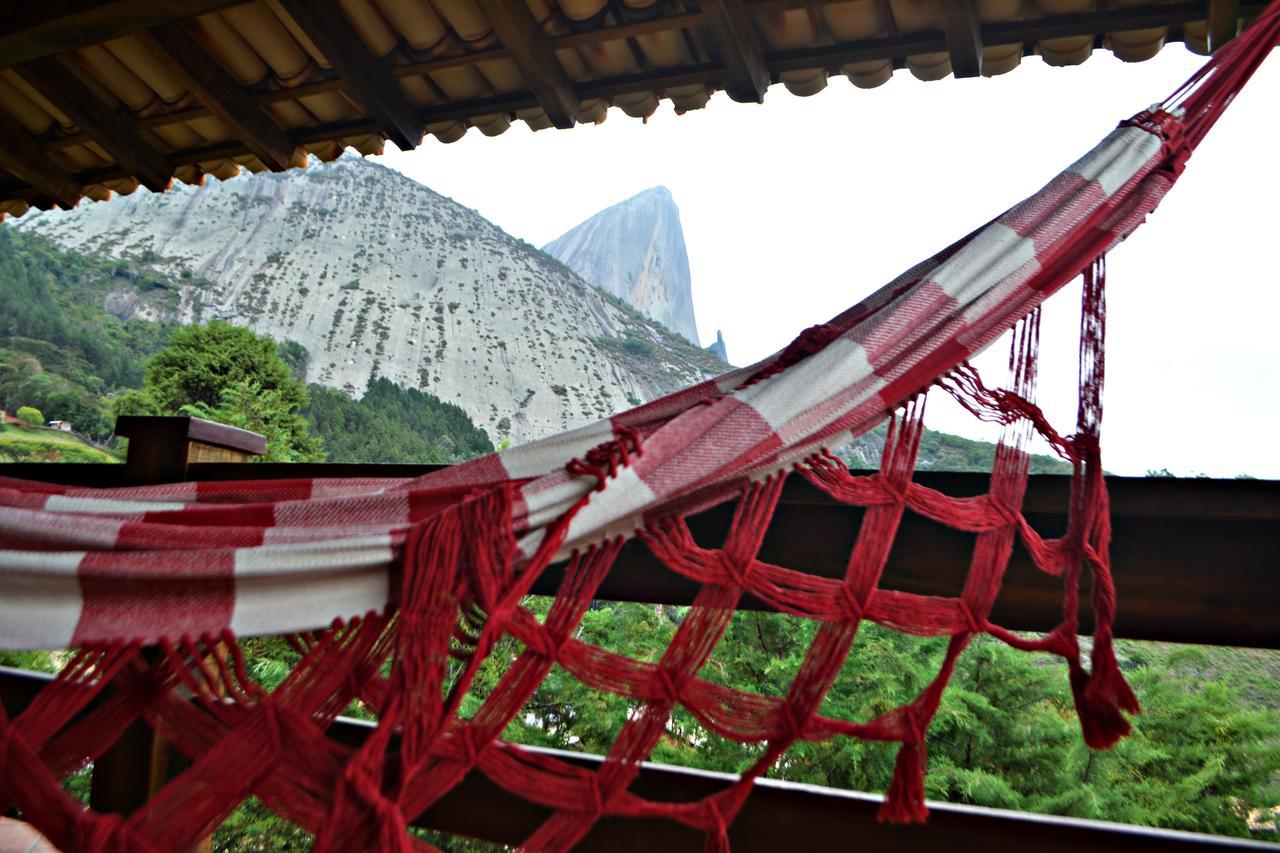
[277,339,310,382]
[15,405,43,426]
[446,603,1280,841]
[593,333,656,359]
[183,381,323,462]
[303,378,493,464]
[0,228,176,441]
[144,321,293,412]
[0,424,117,463]
[839,422,1071,475]
[129,321,323,462]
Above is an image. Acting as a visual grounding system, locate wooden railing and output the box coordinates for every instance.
[1,416,1276,849]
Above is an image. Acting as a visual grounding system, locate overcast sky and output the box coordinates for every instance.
[377,48,1280,479]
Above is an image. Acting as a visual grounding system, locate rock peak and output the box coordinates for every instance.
[543,187,699,345]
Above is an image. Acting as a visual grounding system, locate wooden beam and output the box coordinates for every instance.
[1,667,1268,850]
[702,0,770,103]
[0,0,245,68]
[403,740,1274,851]
[273,0,424,151]
[4,453,1275,649]
[141,23,300,171]
[0,112,81,208]
[475,0,579,129]
[942,0,984,77]
[981,0,1219,45]
[1207,0,1240,51]
[13,56,173,193]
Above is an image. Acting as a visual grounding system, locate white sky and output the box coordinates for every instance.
[376,49,1280,479]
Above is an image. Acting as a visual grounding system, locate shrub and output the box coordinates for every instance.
[15,406,43,427]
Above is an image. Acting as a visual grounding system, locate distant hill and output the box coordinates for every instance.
[15,157,723,445]
[544,186,701,346]
[0,228,493,464]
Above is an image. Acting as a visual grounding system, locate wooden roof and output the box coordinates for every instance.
[0,0,1258,216]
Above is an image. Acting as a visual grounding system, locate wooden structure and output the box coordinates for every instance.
[0,0,1263,216]
[0,423,1277,849]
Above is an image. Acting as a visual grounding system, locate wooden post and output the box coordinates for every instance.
[115,415,267,483]
[89,416,265,850]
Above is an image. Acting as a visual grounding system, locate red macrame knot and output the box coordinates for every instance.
[586,778,608,816]
[837,584,865,622]
[566,426,644,491]
[718,551,755,588]
[779,700,805,742]
[957,599,985,635]
[705,798,731,853]
[260,700,284,756]
[986,495,1021,529]
[651,665,684,704]
[872,473,907,506]
[457,725,482,766]
[524,624,560,660]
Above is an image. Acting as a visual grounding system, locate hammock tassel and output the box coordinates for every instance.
[877,739,929,825]
[1071,645,1140,749]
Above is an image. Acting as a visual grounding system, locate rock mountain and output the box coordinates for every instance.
[543,187,701,346]
[14,156,724,445]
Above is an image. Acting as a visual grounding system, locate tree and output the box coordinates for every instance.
[15,405,43,427]
[138,321,323,462]
[143,321,297,413]
[277,339,310,383]
[184,381,322,462]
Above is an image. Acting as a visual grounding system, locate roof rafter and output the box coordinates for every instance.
[942,0,984,78]
[1207,0,1240,50]
[14,55,173,193]
[0,0,245,68]
[0,113,82,209]
[703,0,771,103]
[475,0,579,130]
[141,23,301,172]
[274,0,424,152]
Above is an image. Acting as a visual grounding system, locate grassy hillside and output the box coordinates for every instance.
[0,423,117,463]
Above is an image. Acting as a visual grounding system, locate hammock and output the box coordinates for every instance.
[1,6,1277,849]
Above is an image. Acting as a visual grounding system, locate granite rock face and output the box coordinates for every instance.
[543,187,700,345]
[15,156,723,445]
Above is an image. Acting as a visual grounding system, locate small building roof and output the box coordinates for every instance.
[0,0,1259,216]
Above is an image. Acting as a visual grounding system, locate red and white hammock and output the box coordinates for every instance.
[1,6,1277,850]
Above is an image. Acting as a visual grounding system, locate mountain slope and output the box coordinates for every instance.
[543,186,700,346]
[15,158,722,445]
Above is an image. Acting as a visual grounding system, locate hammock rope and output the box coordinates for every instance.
[0,4,1277,847]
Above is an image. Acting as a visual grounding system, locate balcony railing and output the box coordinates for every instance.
[1,416,1276,850]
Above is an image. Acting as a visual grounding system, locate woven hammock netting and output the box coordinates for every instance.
[2,6,1278,849]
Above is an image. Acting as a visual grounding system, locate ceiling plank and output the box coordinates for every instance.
[1207,0,1240,51]
[273,0,424,151]
[0,0,245,68]
[943,0,984,77]
[702,0,770,103]
[14,55,173,192]
[0,113,82,208]
[475,0,579,129]
[141,22,300,171]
